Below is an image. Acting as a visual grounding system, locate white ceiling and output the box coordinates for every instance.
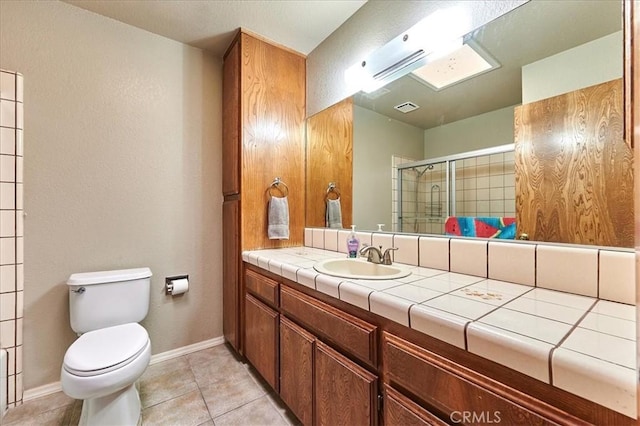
[63,0,367,57]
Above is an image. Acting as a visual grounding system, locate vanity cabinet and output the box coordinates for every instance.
[382,333,558,425]
[242,265,633,426]
[315,341,378,426]
[222,30,306,352]
[383,384,446,426]
[244,293,279,390]
[280,317,314,425]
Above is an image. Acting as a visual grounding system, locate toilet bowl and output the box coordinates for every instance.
[61,267,152,426]
[61,323,151,426]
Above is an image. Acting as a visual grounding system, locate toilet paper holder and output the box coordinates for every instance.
[165,275,189,295]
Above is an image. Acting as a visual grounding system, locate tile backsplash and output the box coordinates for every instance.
[0,69,23,409]
[304,227,635,305]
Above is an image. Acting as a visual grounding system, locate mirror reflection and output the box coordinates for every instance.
[307,0,632,247]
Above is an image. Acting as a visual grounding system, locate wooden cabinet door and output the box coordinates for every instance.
[514,79,633,247]
[280,317,314,426]
[222,198,240,351]
[315,341,377,426]
[244,294,279,390]
[222,37,240,196]
[383,385,446,426]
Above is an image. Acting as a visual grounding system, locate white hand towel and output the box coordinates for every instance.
[326,198,343,229]
[268,196,290,239]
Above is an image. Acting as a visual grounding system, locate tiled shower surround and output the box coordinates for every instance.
[0,70,24,409]
[392,151,515,235]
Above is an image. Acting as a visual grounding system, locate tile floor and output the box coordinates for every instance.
[2,344,299,426]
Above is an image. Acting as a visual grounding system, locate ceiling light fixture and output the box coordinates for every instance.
[344,7,472,94]
[410,39,501,91]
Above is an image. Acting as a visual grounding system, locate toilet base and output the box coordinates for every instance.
[79,383,141,426]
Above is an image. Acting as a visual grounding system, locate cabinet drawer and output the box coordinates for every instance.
[280,286,377,367]
[382,333,556,426]
[383,384,447,426]
[245,269,279,307]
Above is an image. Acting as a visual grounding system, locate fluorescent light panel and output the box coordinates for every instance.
[411,40,500,90]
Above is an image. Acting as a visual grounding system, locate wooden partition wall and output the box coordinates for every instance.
[515,79,634,247]
[306,97,353,228]
[238,32,307,250]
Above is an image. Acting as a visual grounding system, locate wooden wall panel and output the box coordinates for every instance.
[222,39,240,196]
[240,33,306,250]
[515,79,634,247]
[306,97,353,228]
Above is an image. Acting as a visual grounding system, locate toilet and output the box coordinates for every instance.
[61,267,153,426]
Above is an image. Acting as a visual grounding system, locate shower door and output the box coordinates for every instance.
[397,161,448,233]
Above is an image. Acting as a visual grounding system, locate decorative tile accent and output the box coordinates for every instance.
[338,281,372,311]
[369,292,413,326]
[536,246,598,297]
[409,304,468,349]
[467,322,553,383]
[488,241,535,286]
[392,234,419,265]
[311,228,324,249]
[324,229,339,252]
[598,250,635,305]
[295,268,318,290]
[552,348,636,418]
[304,228,312,247]
[449,239,487,277]
[418,236,449,270]
[371,233,392,252]
[0,69,22,407]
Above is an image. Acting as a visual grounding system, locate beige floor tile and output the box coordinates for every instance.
[142,389,211,426]
[212,396,288,426]
[201,372,266,418]
[4,404,74,426]
[186,344,241,368]
[198,421,214,426]
[140,356,199,408]
[2,392,74,424]
[190,351,248,388]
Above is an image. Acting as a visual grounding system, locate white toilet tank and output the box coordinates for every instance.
[67,268,152,334]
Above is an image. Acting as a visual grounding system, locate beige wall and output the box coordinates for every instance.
[353,105,423,231]
[0,1,222,390]
[522,31,623,104]
[423,106,516,158]
[306,0,526,116]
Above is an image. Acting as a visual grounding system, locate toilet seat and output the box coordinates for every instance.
[63,323,149,377]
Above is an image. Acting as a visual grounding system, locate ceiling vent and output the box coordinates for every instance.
[394,101,420,113]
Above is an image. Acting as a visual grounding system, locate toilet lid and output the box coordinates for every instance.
[64,323,149,376]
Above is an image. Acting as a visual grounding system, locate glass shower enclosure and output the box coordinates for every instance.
[395,144,515,234]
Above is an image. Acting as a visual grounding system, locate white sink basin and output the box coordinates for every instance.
[313,258,411,280]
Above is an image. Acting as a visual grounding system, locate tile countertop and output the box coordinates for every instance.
[242,247,637,419]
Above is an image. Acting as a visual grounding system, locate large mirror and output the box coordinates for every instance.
[306,0,633,247]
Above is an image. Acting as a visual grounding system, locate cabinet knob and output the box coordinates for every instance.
[519,233,529,241]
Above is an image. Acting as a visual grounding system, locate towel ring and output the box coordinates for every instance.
[268,177,289,198]
[325,182,340,200]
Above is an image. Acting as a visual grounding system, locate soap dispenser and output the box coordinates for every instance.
[346,225,360,258]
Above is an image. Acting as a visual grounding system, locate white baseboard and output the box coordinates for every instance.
[23,336,226,402]
[149,336,225,365]
[23,382,62,402]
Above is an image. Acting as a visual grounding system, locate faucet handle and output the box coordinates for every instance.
[382,247,398,265]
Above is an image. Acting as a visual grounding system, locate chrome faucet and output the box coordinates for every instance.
[359,245,398,265]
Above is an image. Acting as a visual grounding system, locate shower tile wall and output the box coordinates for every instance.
[454,152,515,217]
[0,70,24,409]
